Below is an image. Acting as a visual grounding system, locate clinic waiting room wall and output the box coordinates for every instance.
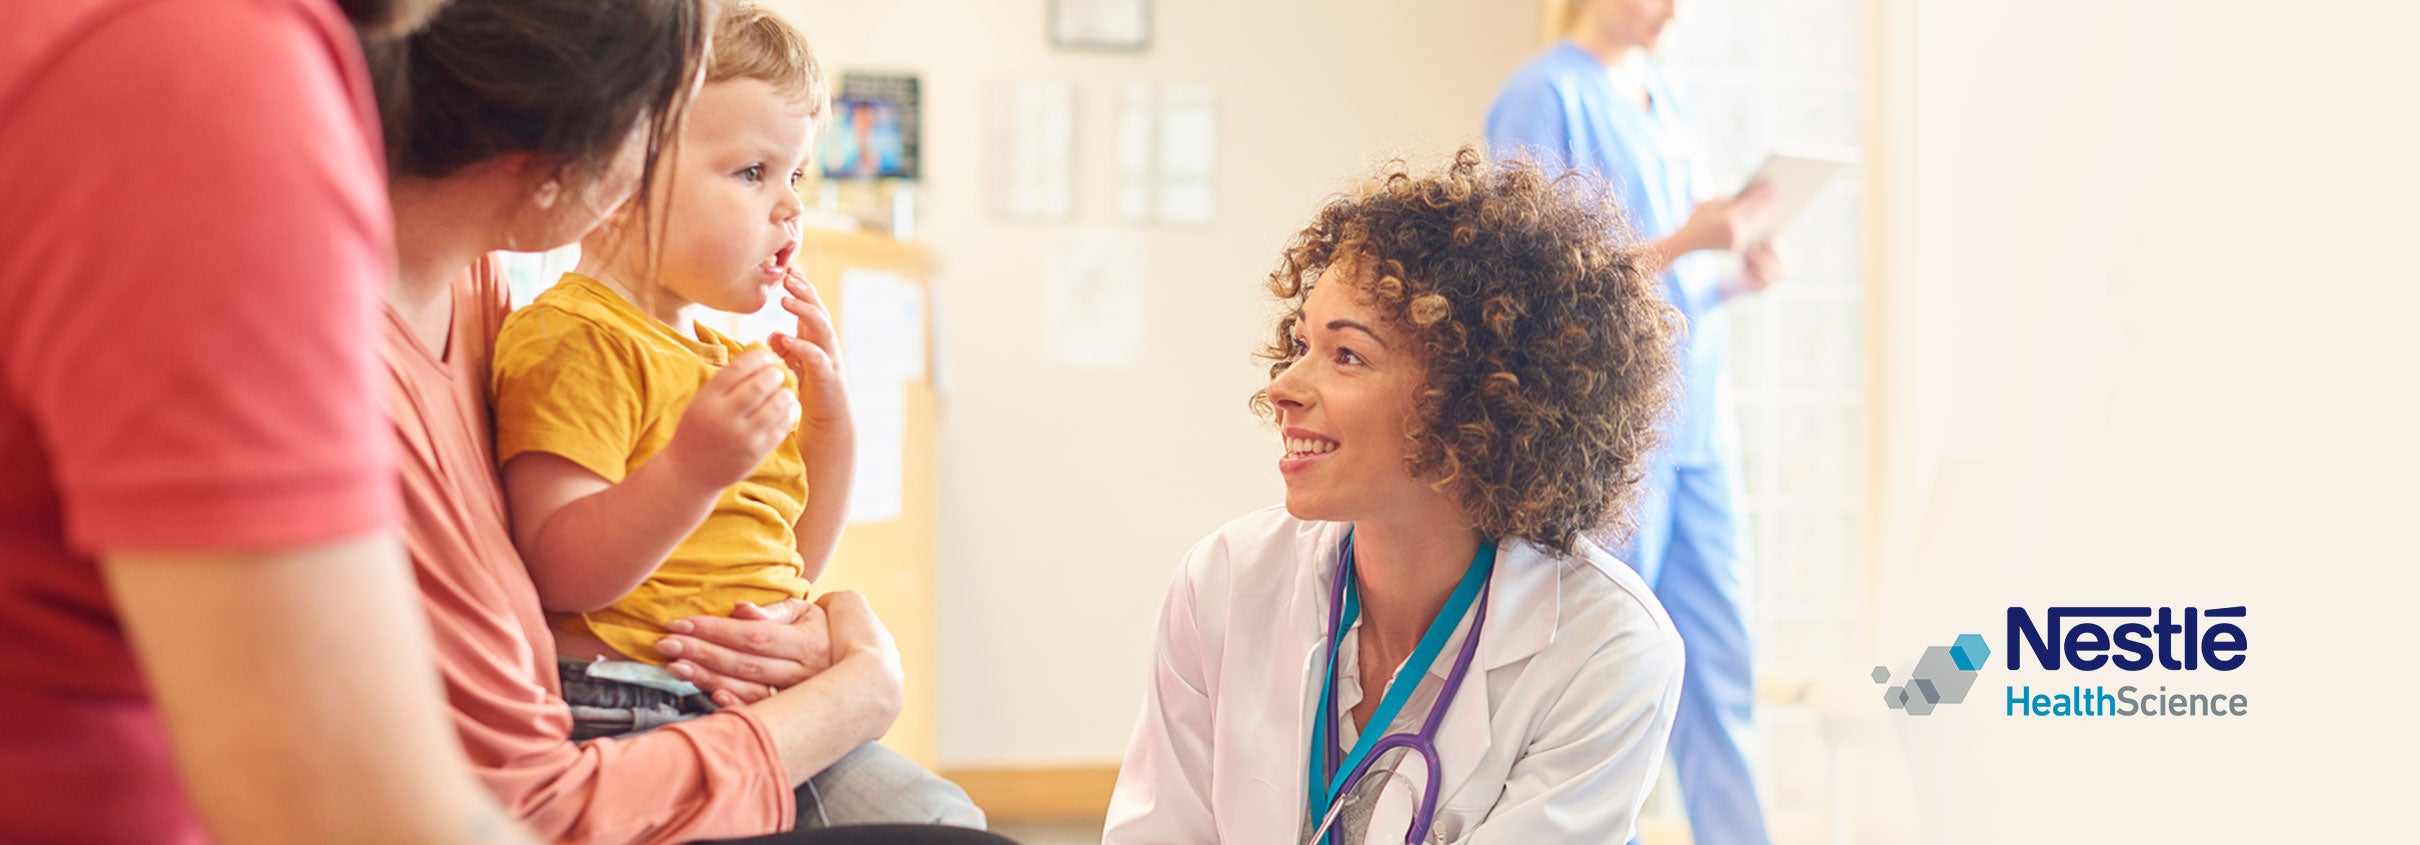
[764,0,1537,768]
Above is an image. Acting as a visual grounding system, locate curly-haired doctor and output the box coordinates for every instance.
[1104,149,1689,845]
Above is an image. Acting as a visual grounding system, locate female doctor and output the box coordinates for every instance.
[1104,149,1689,845]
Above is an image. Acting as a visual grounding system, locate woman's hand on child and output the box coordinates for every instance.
[658,598,833,707]
[655,591,901,719]
[663,350,799,492]
[768,268,851,432]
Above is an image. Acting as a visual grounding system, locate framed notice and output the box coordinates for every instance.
[1050,0,1150,52]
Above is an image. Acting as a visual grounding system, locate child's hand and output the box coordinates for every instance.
[664,350,798,492]
[768,268,850,432]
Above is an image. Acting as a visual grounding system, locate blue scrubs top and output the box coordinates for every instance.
[1485,42,1736,468]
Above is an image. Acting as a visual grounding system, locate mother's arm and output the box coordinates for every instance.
[483,591,899,844]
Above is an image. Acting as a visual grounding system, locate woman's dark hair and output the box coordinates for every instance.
[337,0,448,39]
[1253,147,1684,554]
[360,0,708,255]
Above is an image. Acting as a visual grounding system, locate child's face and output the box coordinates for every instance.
[650,78,816,315]
[1265,267,1448,525]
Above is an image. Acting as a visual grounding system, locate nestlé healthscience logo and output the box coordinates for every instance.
[1872,633,1988,715]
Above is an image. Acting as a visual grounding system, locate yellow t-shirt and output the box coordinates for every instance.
[490,272,811,664]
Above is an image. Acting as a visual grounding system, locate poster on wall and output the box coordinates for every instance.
[821,73,920,180]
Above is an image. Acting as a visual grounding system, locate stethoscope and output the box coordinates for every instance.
[1304,531,1497,845]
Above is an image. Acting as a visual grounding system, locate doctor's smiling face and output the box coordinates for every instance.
[1264,264,1455,525]
[1256,149,1679,554]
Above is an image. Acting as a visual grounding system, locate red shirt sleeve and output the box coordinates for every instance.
[0,0,397,554]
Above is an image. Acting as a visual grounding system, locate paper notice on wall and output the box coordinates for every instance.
[990,79,1075,220]
[1045,229,1145,371]
[844,377,906,524]
[1118,83,1218,226]
[843,268,925,381]
[1154,84,1218,225]
[840,268,925,524]
[1117,83,1156,221]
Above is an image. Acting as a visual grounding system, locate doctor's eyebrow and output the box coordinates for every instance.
[1325,319,1391,349]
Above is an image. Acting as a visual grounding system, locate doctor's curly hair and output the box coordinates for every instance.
[1252,146,1683,555]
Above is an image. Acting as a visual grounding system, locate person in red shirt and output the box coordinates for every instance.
[0,0,532,843]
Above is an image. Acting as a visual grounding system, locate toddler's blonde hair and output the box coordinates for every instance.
[710,3,828,119]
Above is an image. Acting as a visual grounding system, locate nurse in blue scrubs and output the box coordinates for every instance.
[1485,2,1782,844]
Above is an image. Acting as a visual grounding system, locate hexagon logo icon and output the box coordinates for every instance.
[1911,646,1979,705]
[1875,633,1989,716]
[1951,633,1991,671]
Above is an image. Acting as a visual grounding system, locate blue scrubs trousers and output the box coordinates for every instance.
[1622,461,1770,845]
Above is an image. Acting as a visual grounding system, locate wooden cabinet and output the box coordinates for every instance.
[796,228,941,768]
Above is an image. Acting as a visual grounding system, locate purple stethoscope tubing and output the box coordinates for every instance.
[1313,541,1493,845]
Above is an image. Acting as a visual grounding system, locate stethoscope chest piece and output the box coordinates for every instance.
[1304,531,1497,845]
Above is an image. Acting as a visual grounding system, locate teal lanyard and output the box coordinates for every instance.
[1305,533,1497,831]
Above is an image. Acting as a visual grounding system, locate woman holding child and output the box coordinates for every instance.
[370,0,997,841]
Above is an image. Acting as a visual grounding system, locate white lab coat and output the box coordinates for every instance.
[1104,506,1685,845]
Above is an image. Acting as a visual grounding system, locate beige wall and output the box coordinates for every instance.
[764,0,1538,767]
[1865,0,2420,840]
